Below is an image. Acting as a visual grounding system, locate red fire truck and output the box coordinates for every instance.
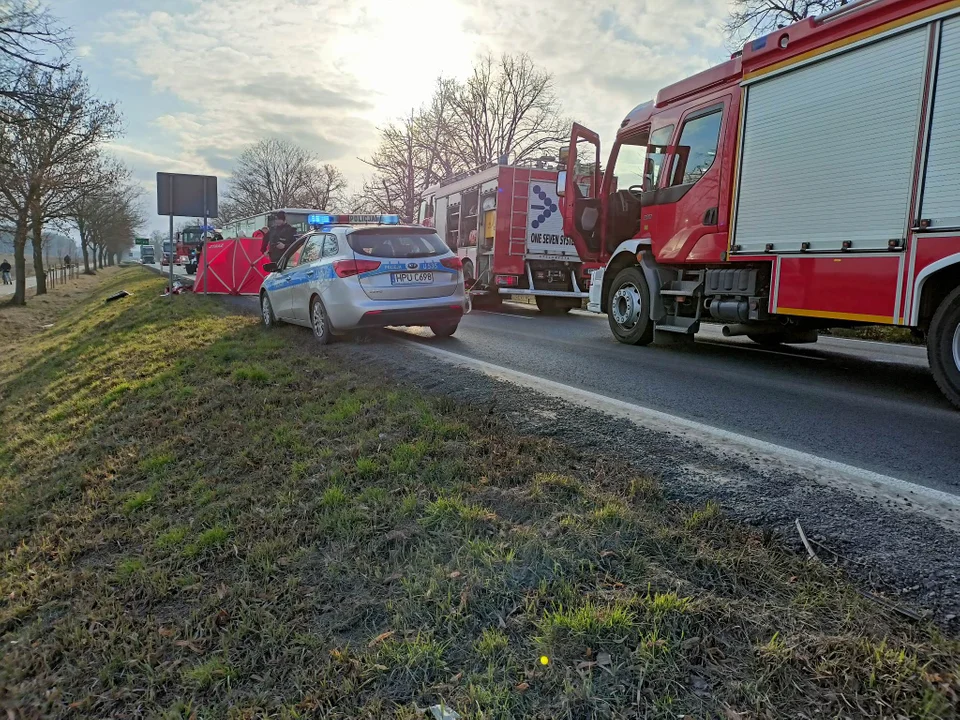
[419,162,603,313]
[562,0,960,408]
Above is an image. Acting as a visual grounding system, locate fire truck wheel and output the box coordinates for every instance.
[927,286,960,409]
[536,296,573,315]
[608,266,653,345]
[462,259,475,285]
[260,292,277,329]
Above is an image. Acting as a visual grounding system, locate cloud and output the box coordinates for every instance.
[94,0,731,226]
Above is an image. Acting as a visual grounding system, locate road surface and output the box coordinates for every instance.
[394,303,960,496]
[0,276,38,296]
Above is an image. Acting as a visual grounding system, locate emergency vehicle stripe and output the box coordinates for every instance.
[776,307,895,324]
[743,0,960,81]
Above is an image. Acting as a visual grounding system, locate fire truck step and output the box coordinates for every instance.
[655,316,701,334]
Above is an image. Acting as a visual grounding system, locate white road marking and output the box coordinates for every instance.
[695,339,827,361]
[402,339,960,526]
[474,310,535,320]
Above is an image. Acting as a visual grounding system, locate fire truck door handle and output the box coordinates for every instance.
[703,207,718,226]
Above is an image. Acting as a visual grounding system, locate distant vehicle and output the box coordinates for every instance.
[160,241,181,267]
[259,213,467,343]
[140,246,155,264]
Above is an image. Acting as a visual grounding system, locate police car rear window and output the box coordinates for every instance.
[348,230,447,258]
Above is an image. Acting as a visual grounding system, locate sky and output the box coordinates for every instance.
[54,0,734,235]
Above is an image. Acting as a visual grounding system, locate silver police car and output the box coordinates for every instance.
[259,214,467,343]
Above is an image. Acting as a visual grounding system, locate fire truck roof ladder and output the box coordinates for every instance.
[816,0,885,25]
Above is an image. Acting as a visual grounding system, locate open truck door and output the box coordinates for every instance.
[559,123,603,263]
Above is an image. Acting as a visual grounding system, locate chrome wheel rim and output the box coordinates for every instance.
[952,322,960,373]
[261,296,271,326]
[611,282,643,330]
[312,300,325,338]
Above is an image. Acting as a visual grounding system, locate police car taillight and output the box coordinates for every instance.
[308,213,400,227]
[333,259,381,278]
[440,257,463,271]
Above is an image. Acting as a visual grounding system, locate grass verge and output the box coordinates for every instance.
[1,268,958,719]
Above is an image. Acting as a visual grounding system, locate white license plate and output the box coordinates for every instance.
[391,272,434,285]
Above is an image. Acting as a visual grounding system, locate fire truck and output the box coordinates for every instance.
[562,0,960,408]
[419,162,603,313]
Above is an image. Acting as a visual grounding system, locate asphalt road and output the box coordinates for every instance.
[394,303,960,495]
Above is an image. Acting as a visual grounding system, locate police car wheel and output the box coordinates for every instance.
[430,322,459,338]
[310,296,331,345]
[260,292,276,328]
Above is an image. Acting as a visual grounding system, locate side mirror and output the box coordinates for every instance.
[264,262,278,273]
[558,147,569,164]
[556,170,567,197]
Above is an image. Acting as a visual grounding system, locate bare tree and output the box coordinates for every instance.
[358,54,567,220]
[0,1,71,123]
[0,68,121,302]
[724,0,845,46]
[220,138,348,222]
[300,163,348,210]
[443,54,568,169]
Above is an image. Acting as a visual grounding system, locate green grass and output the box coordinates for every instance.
[0,268,957,719]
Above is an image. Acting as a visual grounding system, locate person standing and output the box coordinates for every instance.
[63,254,71,267]
[0,258,11,285]
[260,211,296,264]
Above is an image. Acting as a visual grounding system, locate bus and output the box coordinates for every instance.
[220,208,327,240]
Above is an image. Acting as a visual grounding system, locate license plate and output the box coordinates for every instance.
[391,272,434,285]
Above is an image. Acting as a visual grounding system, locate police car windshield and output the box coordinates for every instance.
[347,229,447,259]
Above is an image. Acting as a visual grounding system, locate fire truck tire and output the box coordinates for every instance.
[748,334,785,346]
[536,296,574,315]
[927,286,960,409]
[462,259,475,285]
[607,266,654,345]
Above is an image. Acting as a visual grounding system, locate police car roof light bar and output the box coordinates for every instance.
[307,213,402,227]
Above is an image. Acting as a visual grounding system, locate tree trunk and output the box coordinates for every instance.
[81,241,93,274]
[30,209,47,295]
[11,218,29,306]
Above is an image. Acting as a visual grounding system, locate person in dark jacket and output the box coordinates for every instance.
[260,211,296,263]
[63,254,71,267]
[0,259,11,285]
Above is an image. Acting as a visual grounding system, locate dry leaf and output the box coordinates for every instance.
[368,630,395,647]
[577,660,597,670]
[175,639,203,654]
[600,550,616,558]
[158,626,175,638]
[515,682,530,692]
[449,571,462,579]
[596,651,612,667]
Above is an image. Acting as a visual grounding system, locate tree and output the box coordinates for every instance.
[357,54,567,219]
[67,160,143,273]
[219,138,348,223]
[0,1,71,124]
[0,68,121,303]
[724,1,845,46]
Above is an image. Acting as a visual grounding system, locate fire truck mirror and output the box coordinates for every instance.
[558,146,570,164]
[556,170,567,197]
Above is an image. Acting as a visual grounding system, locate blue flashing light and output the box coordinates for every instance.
[380,214,400,225]
[308,213,336,226]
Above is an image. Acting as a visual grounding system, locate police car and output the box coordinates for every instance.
[259,214,467,343]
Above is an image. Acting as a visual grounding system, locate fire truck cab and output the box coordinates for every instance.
[419,161,603,313]
[563,0,960,408]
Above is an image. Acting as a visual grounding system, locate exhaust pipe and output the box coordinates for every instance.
[722,324,819,343]
[722,323,776,337]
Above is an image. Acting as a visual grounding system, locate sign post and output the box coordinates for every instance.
[156,172,218,299]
